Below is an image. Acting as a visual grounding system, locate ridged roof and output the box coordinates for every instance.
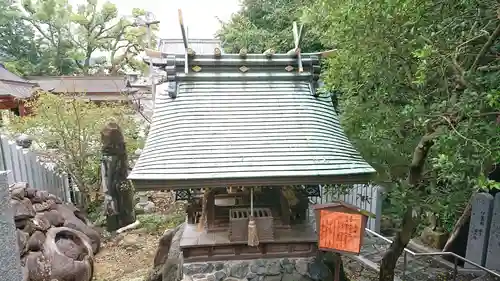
[0,64,36,99]
[129,53,375,190]
[27,76,127,93]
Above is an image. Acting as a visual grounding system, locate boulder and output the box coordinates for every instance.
[56,237,86,260]
[25,187,37,198]
[23,220,36,235]
[44,227,94,281]
[56,204,101,254]
[8,184,100,281]
[43,210,65,227]
[147,223,185,281]
[12,198,35,220]
[32,190,49,203]
[27,231,46,252]
[33,213,51,232]
[10,182,28,200]
[17,229,28,256]
[25,251,51,281]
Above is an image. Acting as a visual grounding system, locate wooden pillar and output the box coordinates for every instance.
[278,189,291,226]
[18,100,26,117]
[206,190,215,230]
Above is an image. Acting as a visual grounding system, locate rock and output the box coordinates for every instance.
[263,276,283,281]
[161,258,181,281]
[282,272,310,281]
[32,190,49,203]
[265,261,281,275]
[57,204,100,254]
[33,201,52,213]
[184,264,215,276]
[33,213,51,232]
[213,270,227,281]
[295,259,310,277]
[10,182,28,200]
[15,218,28,229]
[119,233,141,251]
[214,263,224,271]
[47,193,62,204]
[25,187,36,198]
[153,225,182,266]
[135,201,156,214]
[229,261,249,278]
[23,220,36,235]
[17,229,28,255]
[420,226,449,249]
[250,259,267,275]
[43,227,94,281]
[56,237,85,260]
[25,251,51,281]
[12,198,35,220]
[27,231,46,251]
[43,210,65,227]
[281,258,295,274]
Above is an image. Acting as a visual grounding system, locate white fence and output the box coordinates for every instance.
[0,135,71,202]
[308,184,384,232]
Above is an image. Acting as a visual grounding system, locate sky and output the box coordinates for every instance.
[68,0,241,39]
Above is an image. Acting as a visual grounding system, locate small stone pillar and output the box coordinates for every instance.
[485,193,500,270]
[465,193,494,268]
[0,171,24,281]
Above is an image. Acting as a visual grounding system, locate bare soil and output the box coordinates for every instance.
[93,191,182,281]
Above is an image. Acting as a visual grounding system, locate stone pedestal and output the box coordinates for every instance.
[0,171,24,281]
[182,257,331,281]
[465,193,494,268]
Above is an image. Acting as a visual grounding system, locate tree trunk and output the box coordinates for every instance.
[443,199,472,252]
[101,122,136,232]
[378,132,437,281]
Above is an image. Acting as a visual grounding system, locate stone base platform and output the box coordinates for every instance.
[182,257,332,281]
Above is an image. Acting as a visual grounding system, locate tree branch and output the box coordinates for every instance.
[471,22,500,71]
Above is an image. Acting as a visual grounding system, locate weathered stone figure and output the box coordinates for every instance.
[101,122,136,232]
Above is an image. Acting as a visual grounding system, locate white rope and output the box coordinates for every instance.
[250,187,254,217]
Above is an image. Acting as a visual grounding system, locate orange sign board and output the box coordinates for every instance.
[318,209,363,254]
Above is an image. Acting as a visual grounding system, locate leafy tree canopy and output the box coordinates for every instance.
[219,0,499,279]
[0,0,158,76]
[6,92,145,202]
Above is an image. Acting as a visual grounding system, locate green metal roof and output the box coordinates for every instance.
[129,53,375,190]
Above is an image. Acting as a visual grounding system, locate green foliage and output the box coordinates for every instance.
[138,213,185,235]
[0,0,48,75]
[301,0,499,232]
[0,0,157,76]
[219,0,500,234]
[68,1,158,74]
[217,0,327,53]
[6,92,145,199]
